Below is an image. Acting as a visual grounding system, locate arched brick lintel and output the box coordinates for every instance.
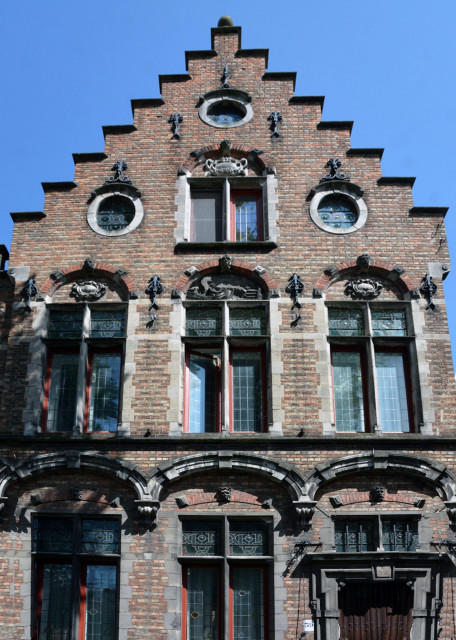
[39,259,140,300]
[179,142,276,175]
[173,258,280,297]
[314,258,419,295]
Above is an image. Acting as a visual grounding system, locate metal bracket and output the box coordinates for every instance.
[145,275,164,327]
[168,113,183,140]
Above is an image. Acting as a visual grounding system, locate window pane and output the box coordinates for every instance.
[182,521,221,556]
[186,309,222,337]
[46,353,79,432]
[188,351,220,433]
[84,565,117,640]
[375,351,410,432]
[335,521,373,552]
[185,567,219,640]
[232,352,263,432]
[88,353,121,432]
[81,520,120,554]
[48,311,83,339]
[328,308,364,336]
[332,351,365,432]
[90,311,126,338]
[318,195,357,229]
[33,519,73,553]
[234,194,259,241]
[382,520,418,551]
[97,195,135,231]
[371,309,407,336]
[38,564,72,640]
[190,191,223,242]
[229,522,268,556]
[232,567,264,640]
[229,309,266,336]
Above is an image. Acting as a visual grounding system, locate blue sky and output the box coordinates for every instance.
[1,0,455,366]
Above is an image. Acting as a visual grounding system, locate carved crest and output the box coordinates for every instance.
[187,274,263,300]
[344,278,382,300]
[70,280,106,302]
[204,156,248,176]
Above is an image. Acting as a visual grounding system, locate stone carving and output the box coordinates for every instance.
[70,280,106,302]
[344,277,382,300]
[20,278,38,311]
[83,256,96,273]
[370,486,386,502]
[70,488,83,501]
[204,156,248,176]
[356,253,371,270]
[216,487,232,502]
[219,254,233,272]
[187,274,263,300]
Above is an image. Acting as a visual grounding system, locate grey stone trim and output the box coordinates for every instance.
[167,299,185,435]
[411,299,435,434]
[87,188,144,237]
[302,451,456,502]
[22,303,48,435]
[7,265,30,283]
[309,181,368,235]
[312,300,334,434]
[118,301,140,436]
[269,298,284,433]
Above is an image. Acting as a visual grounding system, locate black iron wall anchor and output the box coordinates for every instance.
[320,157,349,182]
[20,278,38,312]
[145,275,164,327]
[285,273,305,326]
[105,160,133,185]
[221,64,231,88]
[420,273,438,310]
[268,111,282,138]
[168,113,183,140]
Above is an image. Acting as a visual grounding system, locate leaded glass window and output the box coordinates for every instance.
[229,522,268,555]
[371,309,407,336]
[335,520,373,552]
[97,195,135,231]
[185,567,219,640]
[332,351,365,432]
[375,352,410,432]
[182,521,221,556]
[33,519,73,552]
[48,311,83,339]
[382,520,418,551]
[87,352,122,432]
[186,309,222,337]
[46,353,79,432]
[232,567,265,640]
[207,102,245,124]
[318,195,358,229]
[81,520,120,554]
[90,311,125,338]
[232,351,263,432]
[229,308,266,336]
[328,308,364,336]
[234,194,261,241]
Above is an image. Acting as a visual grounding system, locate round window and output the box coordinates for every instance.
[97,195,135,232]
[317,196,358,229]
[207,102,246,125]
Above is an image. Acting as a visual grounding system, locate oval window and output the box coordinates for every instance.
[317,196,358,229]
[207,102,246,124]
[97,195,135,232]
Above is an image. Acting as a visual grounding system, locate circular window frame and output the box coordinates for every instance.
[309,182,367,235]
[87,189,144,237]
[199,89,254,129]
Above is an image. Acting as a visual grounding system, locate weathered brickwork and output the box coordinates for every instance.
[1,16,456,640]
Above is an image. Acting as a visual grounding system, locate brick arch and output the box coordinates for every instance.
[173,258,280,297]
[179,142,276,175]
[313,258,419,296]
[39,258,140,300]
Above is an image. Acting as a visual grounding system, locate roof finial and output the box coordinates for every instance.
[217,16,234,27]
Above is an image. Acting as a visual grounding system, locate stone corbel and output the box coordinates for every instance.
[135,499,160,522]
[293,499,317,524]
[445,501,456,523]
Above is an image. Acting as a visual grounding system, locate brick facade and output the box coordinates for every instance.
[0,17,455,640]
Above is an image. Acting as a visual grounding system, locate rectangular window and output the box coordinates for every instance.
[184,305,268,434]
[190,191,223,242]
[230,191,263,242]
[382,520,418,551]
[33,518,120,640]
[335,520,373,552]
[334,517,419,553]
[181,518,271,640]
[328,304,415,433]
[43,308,125,433]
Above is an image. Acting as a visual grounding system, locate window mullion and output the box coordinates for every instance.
[224,179,230,241]
[366,337,381,433]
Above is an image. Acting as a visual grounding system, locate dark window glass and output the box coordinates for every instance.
[232,352,263,432]
[332,351,365,432]
[81,520,120,554]
[186,308,222,337]
[190,191,223,241]
[48,311,83,339]
[382,520,418,551]
[185,567,219,640]
[87,352,121,432]
[207,102,245,124]
[97,195,135,231]
[328,308,364,336]
[83,565,117,640]
[33,519,73,553]
[182,521,221,556]
[232,567,265,640]
[371,309,407,336]
[90,311,125,338]
[188,349,221,433]
[46,353,79,432]
[38,564,72,640]
[229,522,268,556]
[335,520,373,552]
[229,309,266,336]
[318,195,357,229]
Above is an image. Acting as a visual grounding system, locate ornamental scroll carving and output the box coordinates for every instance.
[344,277,382,300]
[204,156,248,176]
[70,280,106,302]
[187,274,263,300]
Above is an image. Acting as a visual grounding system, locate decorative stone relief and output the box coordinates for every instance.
[219,254,233,272]
[70,280,106,302]
[187,274,263,300]
[344,277,383,300]
[356,253,371,270]
[369,486,386,502]
[216,487,232,502]
[204,156,248,176]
